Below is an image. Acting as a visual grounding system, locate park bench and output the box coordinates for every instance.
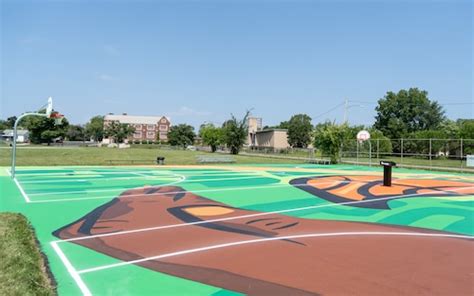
[106,159,155,165]
[197,155,235,164]
[305,158,331,165]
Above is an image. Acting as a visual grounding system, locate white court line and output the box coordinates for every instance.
[18,174,181,184]
[30,180,329,204]
[13,169,259,177]
[20,173,264,186]
[26,175,280,197]
[5,169,31,203]
[14,178,31,203]
[50,242,91,296]
[76,231,474,274]
[54,186,473,243]
[16,171,261,182]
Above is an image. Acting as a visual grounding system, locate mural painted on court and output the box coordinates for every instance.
[2,165,473,295]
[290,175,474,209]
[54,180,474,295]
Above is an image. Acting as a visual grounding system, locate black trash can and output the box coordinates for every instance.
[156,156,165,165]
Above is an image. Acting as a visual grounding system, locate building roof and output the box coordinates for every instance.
[256,128,288,134]
[2,129,29,136]
[104,114,170,125]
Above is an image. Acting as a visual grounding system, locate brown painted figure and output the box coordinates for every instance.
[54,185,474,295]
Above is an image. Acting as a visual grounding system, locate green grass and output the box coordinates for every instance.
[0,146,302,166]
[0,213,55,296]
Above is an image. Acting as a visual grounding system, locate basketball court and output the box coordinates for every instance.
[1,164,473,295]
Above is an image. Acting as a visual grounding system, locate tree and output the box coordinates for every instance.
[458,119,474,155]
[85,116,104,142]
[66,125,86,141]
[168,124,195,149]
[104,121,135,143]
[0,116,17,131]
[22,115,69,144]
[374,88,445,141]
[222,111,250,154]
[368,128,392,155]
[314,122,350,163]
[458,119,474,139]
[287,114,313,148]
[6,116,17,128]
[199,123,223,152]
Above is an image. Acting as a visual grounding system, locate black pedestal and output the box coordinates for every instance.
[380,161,396,187]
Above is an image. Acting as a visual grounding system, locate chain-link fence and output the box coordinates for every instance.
[340,138,474,172]
[229,138,474,172]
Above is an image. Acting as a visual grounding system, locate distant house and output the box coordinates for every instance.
[1,129,30,143]
[102,113,171,143]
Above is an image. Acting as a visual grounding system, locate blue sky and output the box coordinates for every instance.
[1,0,472,128]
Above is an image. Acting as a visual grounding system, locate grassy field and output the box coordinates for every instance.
[0,146,302,166]
[0,213,55,295]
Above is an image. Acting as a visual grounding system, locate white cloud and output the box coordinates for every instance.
[103,45,120,57]
[169,106,211,117]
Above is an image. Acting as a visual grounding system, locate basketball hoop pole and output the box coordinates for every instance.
[11,97,54,179]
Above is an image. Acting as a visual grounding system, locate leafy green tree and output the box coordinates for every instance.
[368,128,392,155]
[0,116,18,130]
[104,121,135,143]
[22,116,69,144]
[374,88,445,141]
[222,111,250,154]
[66,125,85,141]
[439,119,460,139]
[0,120,8,131]
[405,130,447,156]
[168,124,195,149]
[85,116,104,142]
[314,122,350,163]
[277,121,290,129]
[287,114,313,148]
[458,119,474,139]
[199,123,223,152]
[458,119,474,155]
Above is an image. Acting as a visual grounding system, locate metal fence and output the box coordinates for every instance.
[340,138,474,172]
[232,138,474,172]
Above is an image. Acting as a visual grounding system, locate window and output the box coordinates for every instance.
[135,124,142,129]
[147,124,155,130]
[147,131,156,139]
[161,118,167,123]
[159,132,168,139]
[133,131,142,138]
[159,125,168,131]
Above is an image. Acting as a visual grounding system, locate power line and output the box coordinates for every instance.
[312,102,345,120]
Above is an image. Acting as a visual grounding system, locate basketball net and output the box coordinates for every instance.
[50,112,65,125]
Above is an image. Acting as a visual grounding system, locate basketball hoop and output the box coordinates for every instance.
[50,112,65,125]
[356,130,370,143]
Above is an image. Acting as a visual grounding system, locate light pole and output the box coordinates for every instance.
[10,97,56,179]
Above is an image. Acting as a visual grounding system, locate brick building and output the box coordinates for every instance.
[103,113,171,143]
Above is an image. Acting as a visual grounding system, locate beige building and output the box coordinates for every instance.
[254,129,290,150]
[103,113,171,143]
[247,116,290,150]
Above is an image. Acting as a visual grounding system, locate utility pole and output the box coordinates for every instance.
[343,99,348,123]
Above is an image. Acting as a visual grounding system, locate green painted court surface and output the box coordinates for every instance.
[1,164,473,295]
